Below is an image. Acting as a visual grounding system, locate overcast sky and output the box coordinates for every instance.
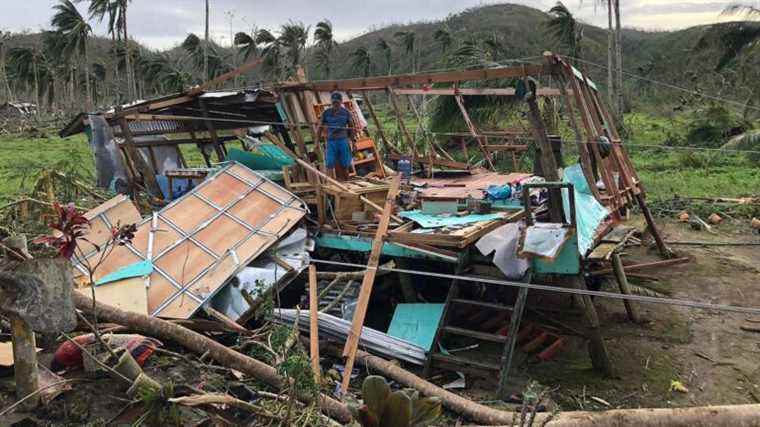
[0,0,744,50]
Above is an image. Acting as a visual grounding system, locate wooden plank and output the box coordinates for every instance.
[340,174,402,395]
[189,57,264,94]
[308,265,321,383]
[279,64,548,92]
[393,87,561,96]
[386,153,470,170]
[454,94,495,170]
[611,253,640,323]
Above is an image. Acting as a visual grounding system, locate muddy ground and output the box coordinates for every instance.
[516,217,760,412]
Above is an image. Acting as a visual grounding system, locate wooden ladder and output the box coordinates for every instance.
[423,265,529,399]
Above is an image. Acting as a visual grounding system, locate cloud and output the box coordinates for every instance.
[0,0,738,49]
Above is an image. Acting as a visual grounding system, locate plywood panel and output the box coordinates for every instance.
[79,278,148,315]
[74,163,306,319]
[198,171,252,207]
[162,195,217,231]
[193,215,248,256]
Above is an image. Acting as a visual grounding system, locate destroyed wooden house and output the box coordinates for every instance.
[58,52,672,400]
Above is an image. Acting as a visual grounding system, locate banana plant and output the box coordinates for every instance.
[350,375,442,427]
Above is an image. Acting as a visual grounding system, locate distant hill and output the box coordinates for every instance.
[1,3,744,111]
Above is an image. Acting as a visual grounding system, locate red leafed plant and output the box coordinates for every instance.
[34,202,91,259]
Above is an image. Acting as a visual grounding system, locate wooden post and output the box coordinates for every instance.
[571,276,613,377]
[340,174,402,396]
[636,193,673,258]
[200,100,226,162]
[611,252,640,323]
[386,87,416,158]
[308,265,321,383]
[10,315,39,411]
[524,84,564,223]
[116,112,162,197]
[453,94,495,170]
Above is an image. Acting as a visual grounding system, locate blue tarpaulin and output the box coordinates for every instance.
[562,164,610,256]
[399,210,506,228]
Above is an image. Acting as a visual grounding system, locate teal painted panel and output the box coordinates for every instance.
[387,304,445,351]
[96,260,153,285]
[533,233,581,275]
[400,210,505,228]
[315,234,459,263]
[562,164,610,256]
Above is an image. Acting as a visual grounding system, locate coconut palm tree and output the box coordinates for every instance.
[394,30,416,72]
[234,31,257,60]
[87,0,121,103]
[314,20,336,78]
[433,27,453,56]
[7,47,45,109]
[375,38,392,75]
[350,46,372,77]
[255,29,282,78]
[279,21,309,73]
[0,31,14,102]
[546,2,584,61]
[52,0,93,110]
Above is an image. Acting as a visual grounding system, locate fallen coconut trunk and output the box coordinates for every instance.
[340,346,760,426]
[544,404,760,427]
[327,345,519,425]
[72,292,352,424]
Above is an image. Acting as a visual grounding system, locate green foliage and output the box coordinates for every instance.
[351,375,441,427]
[685,104,747,148]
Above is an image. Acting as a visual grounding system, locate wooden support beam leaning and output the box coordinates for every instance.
[340,174,402,396]
[611,253,640,323]
[387,87,417,159]
[454,94,495,170]
[308,265,321,383]
[116,111,162,196]
[361,90,398,155]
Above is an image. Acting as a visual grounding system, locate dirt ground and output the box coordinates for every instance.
[518,216,760,412]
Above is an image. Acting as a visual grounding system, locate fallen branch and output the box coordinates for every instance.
[72,292,352,424]
[327,345,520,425]
[589,257,690,276]
[170,394,278,419]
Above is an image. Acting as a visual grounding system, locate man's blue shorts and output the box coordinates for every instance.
[326,138,353,169]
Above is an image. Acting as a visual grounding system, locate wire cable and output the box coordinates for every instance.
[310,258,760,316]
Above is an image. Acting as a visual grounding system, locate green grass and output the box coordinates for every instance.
[0,111,757,204]
[0,134,94,198]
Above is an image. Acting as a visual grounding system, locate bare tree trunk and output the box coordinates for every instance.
[84,42,92,111]
[112,32,120,104]
[204,0,210,82]
[122,8,135,101]
[607,0,615,113]
[32,60,39,113]
[614,0,624,119]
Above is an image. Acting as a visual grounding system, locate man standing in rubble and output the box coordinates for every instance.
[320,92,355,181]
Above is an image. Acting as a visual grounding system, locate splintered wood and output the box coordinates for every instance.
[340,174,402,395]
[73,164,306,319]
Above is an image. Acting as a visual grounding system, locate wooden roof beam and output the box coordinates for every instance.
[278,64,549,92]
